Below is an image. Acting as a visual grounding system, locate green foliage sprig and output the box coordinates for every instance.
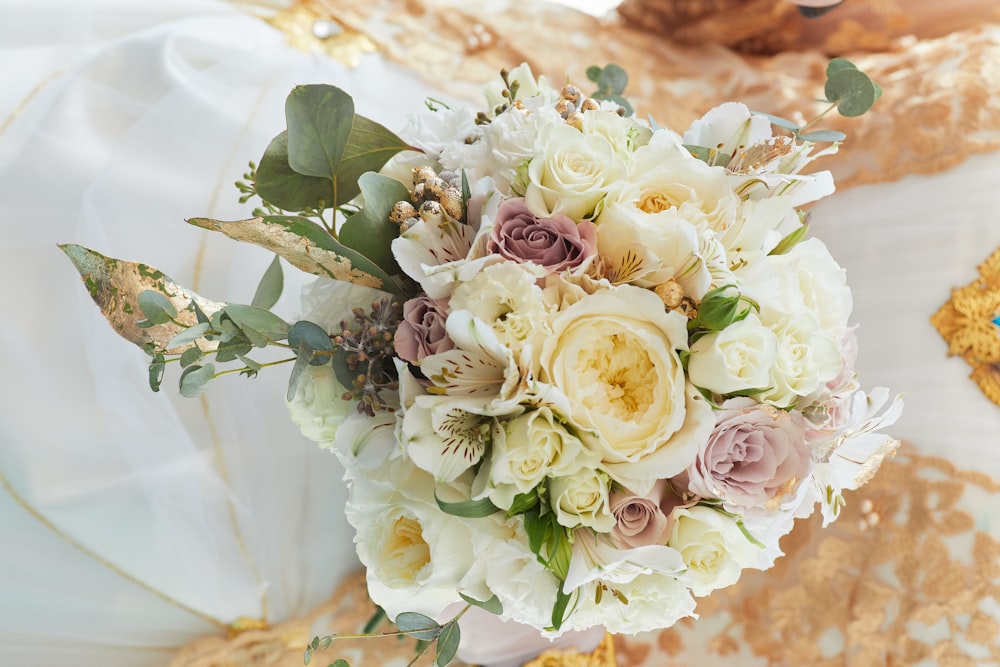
[587,64,634,116]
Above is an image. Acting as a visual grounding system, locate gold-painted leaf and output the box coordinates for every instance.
[60,244,223,353]
[186,215,401,294]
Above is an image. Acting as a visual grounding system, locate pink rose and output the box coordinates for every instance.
[608,480,675,549]
[684,398,813,509]
[487,198,596,273]
[394,296,453,364]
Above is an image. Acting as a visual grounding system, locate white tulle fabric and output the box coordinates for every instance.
[0,3,460,665]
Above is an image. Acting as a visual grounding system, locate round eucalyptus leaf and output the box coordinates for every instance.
[825,68,877,117]
[825,57,857,77]
[796,129,847,142]
[585,65,601,83]
[288,319,334,366]
[435,621,460,667]
[179,363,215,398]
[137,289,177,325]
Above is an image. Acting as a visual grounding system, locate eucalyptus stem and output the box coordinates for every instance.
[799,100,840,134]
[212,356,296,378]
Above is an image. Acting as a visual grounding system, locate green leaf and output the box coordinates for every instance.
[59,244,224,353]
[362,607,387,635]
[215,333,253,363]
[137,289,177,325]
[254,131,335,212]
[460,170,471,220]
[339,172,408,275]
[550,583,573,631]
[179,346,204,368]
[826,57,858,77]
[288,319,334,366]
[394,612,441,641]
[435,621,460,667]
[683,145,732,169]
[187,216,402,294]
[331,347,358,391]
[459,593,503,616]
[222,304,291,347]
[179,363,215,398]
[796,130,846,142]
[333,115,412,208]
[585,65,601,83]
[166,321,211,350]
[252,255,284,310]
[692,286,742,331]
[328,661,349,667]
[148,356,165,392]
[507,489,539,516]
[434,489,501,518]
[825,68,878,117]
[285,84,354,181]
[770,223,810,256]
[596,63,628,95]
[286,353,311,401]
[547,528,573,581]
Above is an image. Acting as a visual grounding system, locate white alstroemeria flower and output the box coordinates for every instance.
[721,196,800,267]
[564,529,685,593]
[482,63,551,113]
[391,209,480,295]
[683,102,773,159]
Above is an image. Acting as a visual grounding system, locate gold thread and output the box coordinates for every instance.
[0,68,65,139]
[0,469,229,632]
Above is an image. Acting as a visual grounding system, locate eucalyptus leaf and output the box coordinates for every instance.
[166,321,211,350]
[60,244,223,353]
[459,593,503,616]
[394,612,441,641]
[339,172,409,275]
[824,68,878,117]
[435,621,460,667]
[179,346,204,368]
[288,319,334,366]
[331,347,358,391]
[286,353,311,401]
[179,363,215,398]
[798,2,843,17]
[148,358,165,392]
[137,289,178,325]
[329,660,350,667]
[187,216,401,294]
[752,111,801,133]
[252,255,284,310]
[333,115,412,208]
[595,63,628,95]
[825,57,858,77]
[434,489,500,518]
[214,335,253,363]
[222,304,291,346]
[585,65,601,83]
[285,84,354,181]
[254,131,336,212]
[796,130,846,143]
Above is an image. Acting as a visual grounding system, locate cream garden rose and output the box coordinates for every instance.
[668,505,760,597]
[539,285,714,483]
[687,313,778,395]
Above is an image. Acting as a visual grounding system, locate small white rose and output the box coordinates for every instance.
[758,313,842,408]
[687,313,778,395]
[668,505,759,597]
[549,467,615,532]
[285,363,352,448]
[524,123,626,221]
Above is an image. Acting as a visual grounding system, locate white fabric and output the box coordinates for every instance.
[0,3,463,665]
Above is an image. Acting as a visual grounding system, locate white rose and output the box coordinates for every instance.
[667,505,759,597]
[687,313,778,395]
[524,123,627,221]
[758,313,842,408]
[549,467,615,532]
[477,406,600,509]
[285,363,352,448]
[580,109,652,157]
[539,285,714,483]
[448,260,550,354]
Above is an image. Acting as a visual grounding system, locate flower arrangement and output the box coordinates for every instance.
[64,61,899,665]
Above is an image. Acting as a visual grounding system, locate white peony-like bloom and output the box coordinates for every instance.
[549,467,615,532]
[448,260,550,354]
[524,123,627,221]
[567,572,697,635]
[539,285,714,485]
[668,505,760,597]
[687,313,778,395]
[476,406,600,510]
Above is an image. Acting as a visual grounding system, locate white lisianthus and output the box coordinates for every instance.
[687,313,778,395]
[473,101,561,193]
[524,123,626,221]
[580,109,652,158]
[549,467,615,532]
[476,406,599,509]
[668,505,760,597]
[539,285,713,483]
[399,105,479,161]
[448,260,550,354]
[566,572,697,636]
[758,313,843,408]
[285,363,352,448]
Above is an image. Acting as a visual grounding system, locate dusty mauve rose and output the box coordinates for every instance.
[609,480,673,549]
[394,296,453,364]
[487,197,596,273]
[685,398,813,508]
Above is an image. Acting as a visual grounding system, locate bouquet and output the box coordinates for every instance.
[65,61,900,664]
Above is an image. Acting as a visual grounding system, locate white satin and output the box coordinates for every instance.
[0,2,462,666]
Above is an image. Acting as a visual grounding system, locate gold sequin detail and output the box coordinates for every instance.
[264,1,377,68]
[931,246,1000,407]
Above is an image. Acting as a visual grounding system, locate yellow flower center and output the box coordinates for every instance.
[580,333,658,421]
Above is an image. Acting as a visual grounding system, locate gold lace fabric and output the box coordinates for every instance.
[932,247,1000,407]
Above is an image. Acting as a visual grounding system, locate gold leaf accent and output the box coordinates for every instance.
[523,632,617,667]
[264,2,377,68]
[187,217,386,290]
[59,244,223,353]
[931,246,1000,408]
